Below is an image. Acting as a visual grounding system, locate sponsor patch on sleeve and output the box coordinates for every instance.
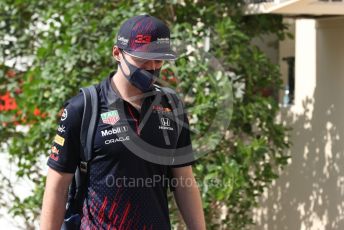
[61,108,68,121]
[49,146,60,161]
[57,125,66,134]
[54,134,65,146]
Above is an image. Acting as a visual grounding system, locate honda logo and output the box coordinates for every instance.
[160,117,170,126]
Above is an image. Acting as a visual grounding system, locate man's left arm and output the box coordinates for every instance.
[171,165,206,230]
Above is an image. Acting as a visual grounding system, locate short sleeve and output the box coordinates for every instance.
[47,94,83,173]
[168,110,197,192]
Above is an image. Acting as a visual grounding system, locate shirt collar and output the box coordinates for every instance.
[99,71,119,109]
[100,71,158,109]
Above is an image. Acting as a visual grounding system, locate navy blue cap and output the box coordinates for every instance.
[116,15,177,60]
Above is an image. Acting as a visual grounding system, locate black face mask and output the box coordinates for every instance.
[118,53,161,92]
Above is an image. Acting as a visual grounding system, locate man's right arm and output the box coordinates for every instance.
[40,168,74,230]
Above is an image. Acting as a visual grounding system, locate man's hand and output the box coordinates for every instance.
[40,168,74,230]
[171,166,206,230]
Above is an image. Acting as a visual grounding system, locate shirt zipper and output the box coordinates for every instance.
[127,104,141,135]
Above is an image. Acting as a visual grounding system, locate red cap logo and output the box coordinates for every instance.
[134,34,152,44]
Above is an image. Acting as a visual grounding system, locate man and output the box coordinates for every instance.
[41,15,206,229]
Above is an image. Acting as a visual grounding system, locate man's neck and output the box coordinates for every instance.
[111,71,143,110]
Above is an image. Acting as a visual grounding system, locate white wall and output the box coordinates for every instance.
[252,16,344,230]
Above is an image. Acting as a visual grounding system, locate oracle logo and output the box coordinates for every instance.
[105,136,130,145]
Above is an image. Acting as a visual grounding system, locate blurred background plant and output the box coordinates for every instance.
[0,0,291,229]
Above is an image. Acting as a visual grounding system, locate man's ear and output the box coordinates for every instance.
[113,46,121,63]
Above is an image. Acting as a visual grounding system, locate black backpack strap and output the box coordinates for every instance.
[80,85,99,168]
[70,85,99,216]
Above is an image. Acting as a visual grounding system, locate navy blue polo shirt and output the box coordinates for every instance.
[47,72,196,229]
